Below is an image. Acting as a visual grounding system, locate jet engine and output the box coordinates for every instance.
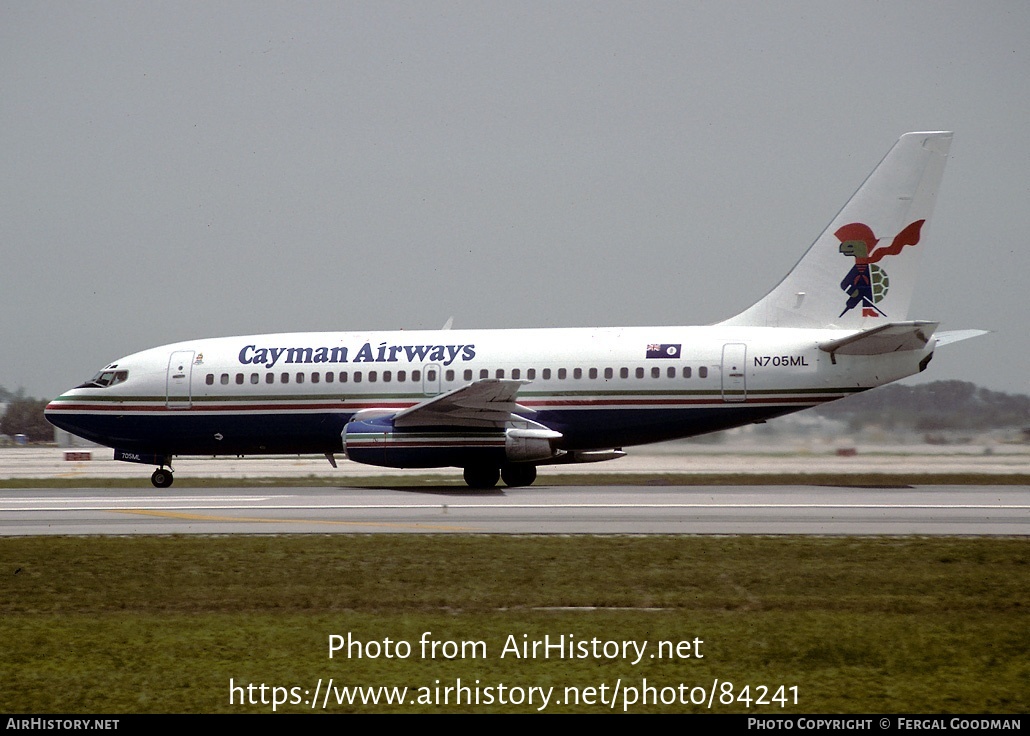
[341,412,562,469]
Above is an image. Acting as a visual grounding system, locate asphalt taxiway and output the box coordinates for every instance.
[1,484,1026,536]
[6,444,1028,480]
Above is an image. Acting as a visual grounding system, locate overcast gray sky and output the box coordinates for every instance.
[2,1,1027,399]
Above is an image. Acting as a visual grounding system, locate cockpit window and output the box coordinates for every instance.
[77,370,129,389]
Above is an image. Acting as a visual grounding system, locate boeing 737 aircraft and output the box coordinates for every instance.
[46,132,985,488]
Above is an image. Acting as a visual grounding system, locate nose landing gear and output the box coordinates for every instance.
[151,467,174,488]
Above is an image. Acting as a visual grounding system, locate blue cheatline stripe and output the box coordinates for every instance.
[48,402,809,458]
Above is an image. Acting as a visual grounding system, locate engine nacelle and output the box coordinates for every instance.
[342,414,561,469]
[504,427,563,462]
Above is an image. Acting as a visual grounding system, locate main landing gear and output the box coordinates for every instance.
[463,464,537,489]
[151,467,174,488]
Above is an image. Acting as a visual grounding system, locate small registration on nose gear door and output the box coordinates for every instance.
[166,350,195,409]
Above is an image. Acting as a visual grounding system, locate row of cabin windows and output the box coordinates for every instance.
[206,369,425,386]
[204,365,709,387]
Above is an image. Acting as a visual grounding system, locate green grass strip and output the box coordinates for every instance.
[1,536,1026,713]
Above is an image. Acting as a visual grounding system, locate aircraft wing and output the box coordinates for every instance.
[393,379,535,429]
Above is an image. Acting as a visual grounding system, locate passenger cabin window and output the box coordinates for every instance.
[558,368,567,379]
[280,373,289,384]
[445,370,454,381]
[250,373,259,384]
[699,366,708,378]
[266,373,274,384]
[464,369,473,381]
[542,368,551,380]
[527,368,536,380]
[620,367,629,379]
[221,374,229,385]
[512,368,520,379]
[206,374,214,386]
[683,367,692,378]
[236,373,244,385]
[635,367,644,379]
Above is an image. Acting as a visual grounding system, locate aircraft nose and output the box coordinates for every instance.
[44,396,67,428]
[44,393,80,433]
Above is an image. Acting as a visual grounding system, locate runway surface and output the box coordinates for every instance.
[1,484,1026,536]
[7,445,1028,480]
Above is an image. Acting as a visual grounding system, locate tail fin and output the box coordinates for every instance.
[720,131,952,329]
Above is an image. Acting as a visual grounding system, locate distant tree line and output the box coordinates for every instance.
[814,380,1030,432]
[0,395,52,441]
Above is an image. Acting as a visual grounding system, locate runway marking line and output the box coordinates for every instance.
[111,508,479,532]
[3,502,1027,511]
[0,496,288,503]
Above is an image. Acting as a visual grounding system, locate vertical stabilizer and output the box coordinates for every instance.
[720,132,952,329]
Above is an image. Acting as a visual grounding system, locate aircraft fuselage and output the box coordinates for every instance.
[45,324,925,458]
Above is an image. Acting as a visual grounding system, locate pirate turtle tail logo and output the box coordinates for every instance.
[836,220,924,318]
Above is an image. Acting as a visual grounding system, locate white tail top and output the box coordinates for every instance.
[720,132,952,329]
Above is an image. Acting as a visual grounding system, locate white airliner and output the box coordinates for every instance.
[45,132,985,488]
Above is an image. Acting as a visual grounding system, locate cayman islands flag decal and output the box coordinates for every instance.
[646,343,681,359]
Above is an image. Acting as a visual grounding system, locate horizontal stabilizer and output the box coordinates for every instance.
[934,329,990,347]
[818,321,938,356]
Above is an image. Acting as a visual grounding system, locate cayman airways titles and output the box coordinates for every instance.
[237,341,477,368]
